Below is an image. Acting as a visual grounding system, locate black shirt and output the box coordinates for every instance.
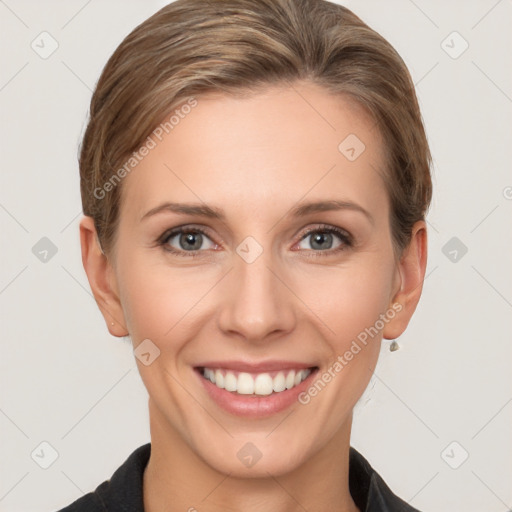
[56,443,421,511]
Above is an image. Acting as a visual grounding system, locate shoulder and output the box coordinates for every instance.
[55,443,151,512]
[349,446,422,512]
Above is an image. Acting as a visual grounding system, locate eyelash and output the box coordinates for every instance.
[157,224,353,258]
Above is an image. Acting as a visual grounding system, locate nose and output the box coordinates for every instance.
[217,243,297,343]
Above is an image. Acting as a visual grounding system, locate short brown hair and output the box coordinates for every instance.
[79,0,432,259]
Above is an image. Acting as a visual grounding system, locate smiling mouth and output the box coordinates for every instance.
[195,366,319,396]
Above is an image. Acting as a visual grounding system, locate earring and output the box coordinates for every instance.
[389,340,400,352]
[111,322,115,326]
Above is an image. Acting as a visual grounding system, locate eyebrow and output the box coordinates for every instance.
[291,200,374,224]
[140,199,374,224]
[141,202,225,222]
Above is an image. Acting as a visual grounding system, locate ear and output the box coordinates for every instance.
[383,220,428,340]
[79,216,128,337]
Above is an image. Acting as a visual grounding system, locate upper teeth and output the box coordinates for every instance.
[202,368,312,395]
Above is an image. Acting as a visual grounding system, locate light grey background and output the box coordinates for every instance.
[1,1,511,511]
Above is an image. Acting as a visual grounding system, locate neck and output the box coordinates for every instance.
[143,400,360,512]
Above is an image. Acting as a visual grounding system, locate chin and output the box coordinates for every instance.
[195,435,312,478]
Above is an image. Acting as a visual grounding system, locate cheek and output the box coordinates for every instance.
[116,252,216,346]
[293,258,395,348]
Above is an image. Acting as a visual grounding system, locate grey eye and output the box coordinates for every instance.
[165,230,215,251]
[298,230,344,251]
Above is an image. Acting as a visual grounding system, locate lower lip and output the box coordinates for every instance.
[194,367,319,418]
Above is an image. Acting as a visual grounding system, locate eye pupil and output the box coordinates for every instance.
[310,232,333,250]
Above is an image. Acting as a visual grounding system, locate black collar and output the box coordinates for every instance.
[57,443,421,511]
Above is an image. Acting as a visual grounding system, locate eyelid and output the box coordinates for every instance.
[158,224,215,241]
[297,224,352,243]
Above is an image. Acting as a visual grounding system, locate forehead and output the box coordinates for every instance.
[119,82,387,224]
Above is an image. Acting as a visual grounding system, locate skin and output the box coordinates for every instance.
[80,81,427,512]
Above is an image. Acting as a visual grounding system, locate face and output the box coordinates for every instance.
[85,81,424,478]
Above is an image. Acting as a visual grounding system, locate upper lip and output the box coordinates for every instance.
[195,360,318,373]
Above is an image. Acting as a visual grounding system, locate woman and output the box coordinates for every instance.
[58,0,431,510]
